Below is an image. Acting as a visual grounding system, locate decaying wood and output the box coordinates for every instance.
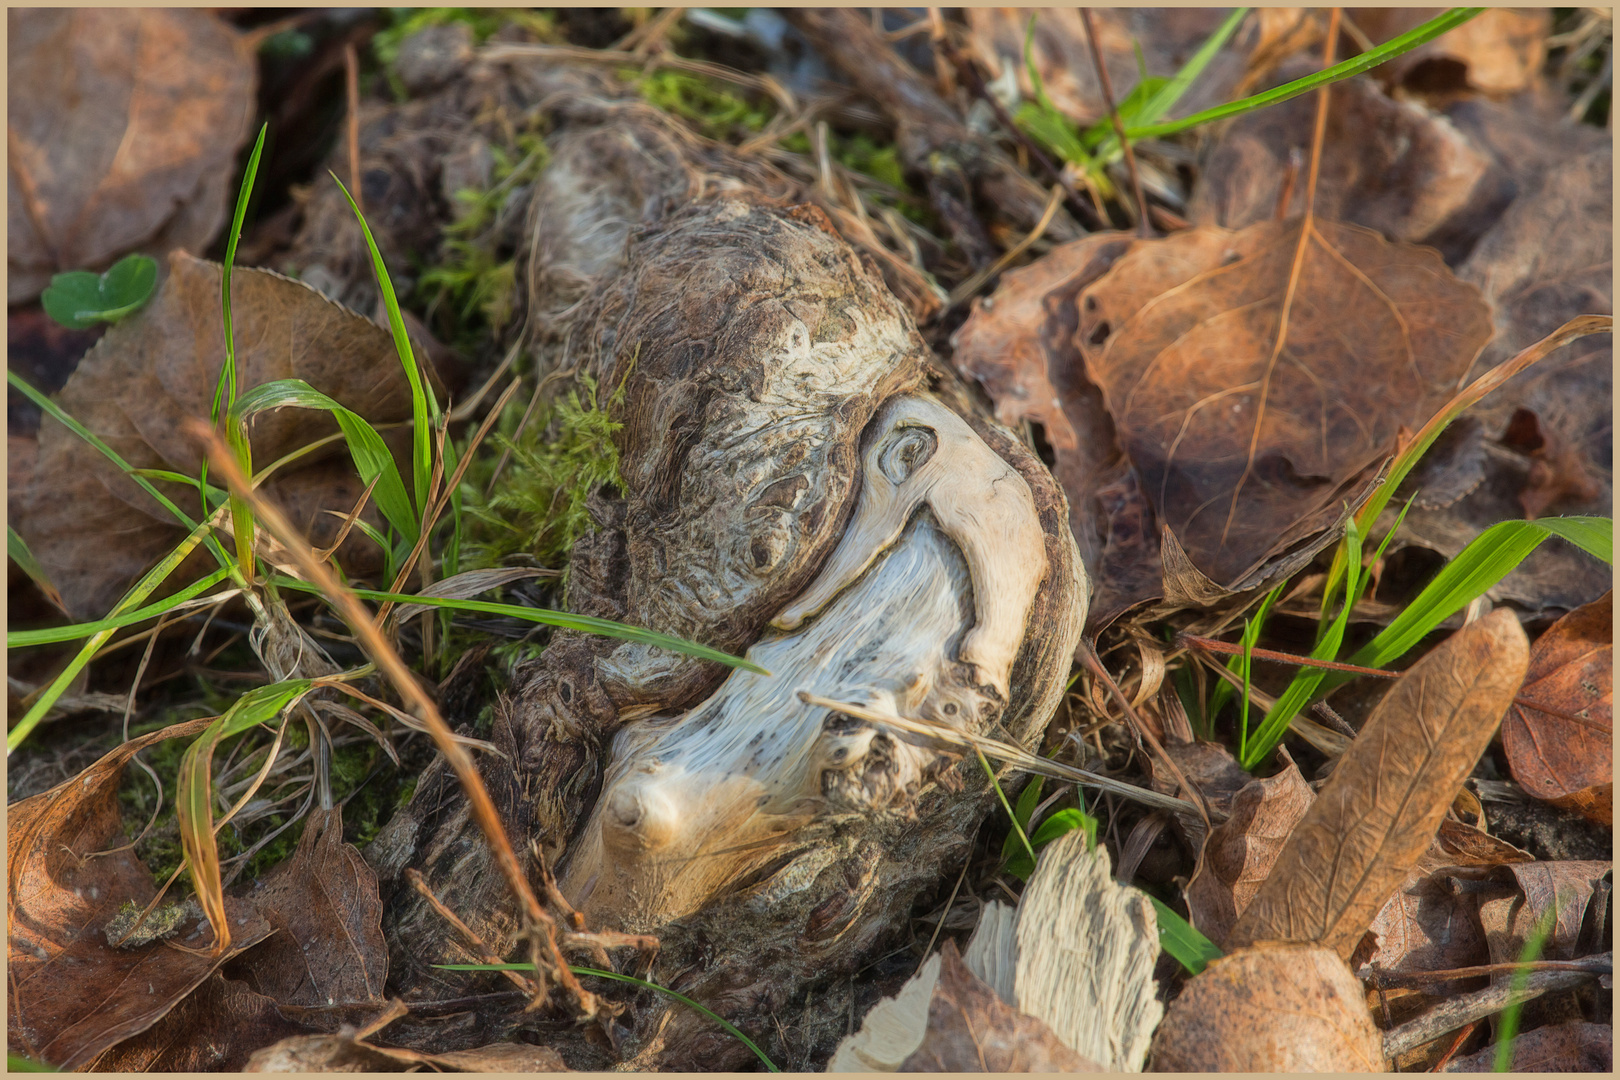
[359,50,1087,1068]
[830,833,1158,1071]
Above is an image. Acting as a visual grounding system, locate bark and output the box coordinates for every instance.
[357,53,1088,1068]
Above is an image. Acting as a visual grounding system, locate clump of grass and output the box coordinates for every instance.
[459,371,628,573]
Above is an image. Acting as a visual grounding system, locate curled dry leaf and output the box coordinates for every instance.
[1149,942,1384,1072]
[225,807,389,1008]
[11,250,445,620]
[1356,819,1532,978]
[1185,762,1314,946]
[1477,861,1613,967]
[6,9,257,303]
[7,719,273,1070]
[963,8,1251,127]
[1076,216,1493,595]
[1442,1019,1612,1073]
[898,941,1101,1073]
[1502,592,1613,825]
[1227,609,1529,958]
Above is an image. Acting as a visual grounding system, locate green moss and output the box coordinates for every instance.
[638,70,774,141]
[374,8,557,71]
[458,366,629,573]
[421,132,549,346]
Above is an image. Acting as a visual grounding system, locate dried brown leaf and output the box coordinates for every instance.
[1477,861,1613,966]
[1186,763,1315,946]
[1077,217,1493,592]
[13,250,444,620]
[1355,820,1532,980]
[1502,592,1613,825]
[245,1030,569,1072]
[897,940,1102,1073]
[226,807,389,1008]
[6,10,257,302]
[1227,609,1529,958]
[1442,1019,1612,1072]
[950,233,1152,622]
[1353,8,1551,97]
[87,974,313,1071]
[7,719,273,1070]
[1187,69,1506,262]
[1148,942,1385,1071]
[1393,142,1611,619]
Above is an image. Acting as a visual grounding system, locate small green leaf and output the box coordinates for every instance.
[1151,896,1223,975]
[41,254,158,330]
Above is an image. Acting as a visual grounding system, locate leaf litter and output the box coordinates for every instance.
[7,6,1613,1074]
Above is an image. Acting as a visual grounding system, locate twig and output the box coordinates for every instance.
[947,184,1064,308]
[794,690,1200,817]
[1181,633,1613,734]
[1428,1021,1479,1072]
[1381,961,1603,1059]
[922,842,974,961]
[191,420,601,1019]
[1368,954,1612,991]
[1078,641,1211,835]
[939,36,1105,231]
[344,43,363,214]
[406,869,535,994]
[1079,8,1151,236]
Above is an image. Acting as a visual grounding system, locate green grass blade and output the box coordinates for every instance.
[1208,580,1284,726]
[8,518,224,754]
[129,470,231,507]
[436,963,780,1072]
[1151,896,1223,975]
[9,568,232,648]
[9,370,204,536]
[1125,9,1484,142]
[231,379,417,538]
[212,123,270,571]
[330,172,439,514]
[1093,7,1249,162]
[212,121,268,424]
[1493,906,1558,1071]
[1341,517,1612,680]
[981,750,1036,869]
[269,575,769,674]
[1241,517,1362,770]
[9,526,67,612]
[7,1053,55,1072]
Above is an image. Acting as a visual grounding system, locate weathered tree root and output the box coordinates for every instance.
[359,52,1087,1069]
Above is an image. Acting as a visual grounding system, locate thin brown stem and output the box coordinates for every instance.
[344,43,363,214]
[1078,641,1211,835]
[191,420,601,1018]
[1079,8,1151,236]
[406,869,535,994]
[939,37,1105,230]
